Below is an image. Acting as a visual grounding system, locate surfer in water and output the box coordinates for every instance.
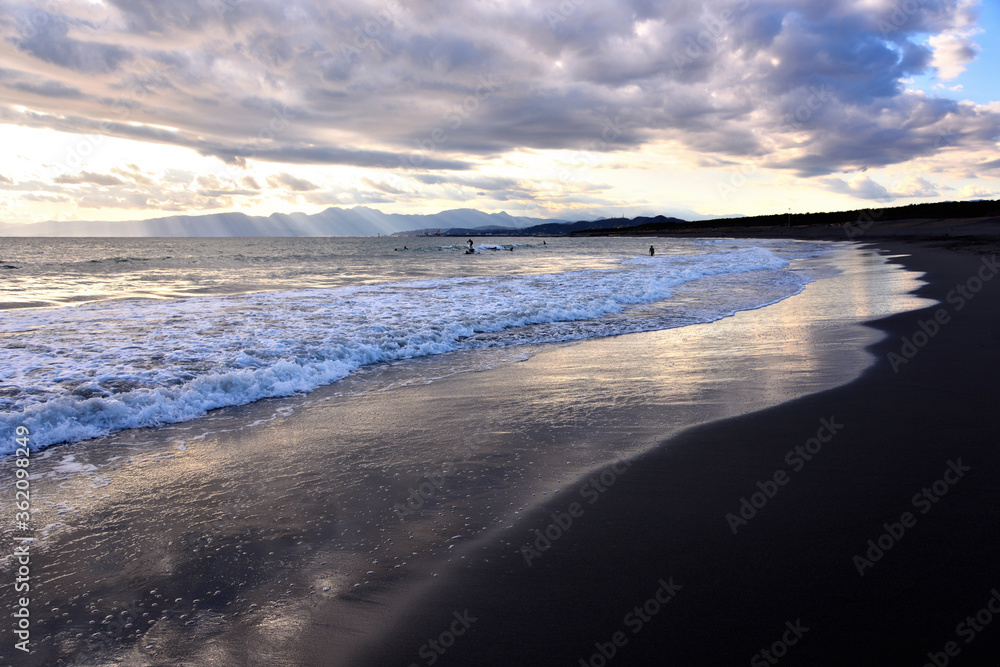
[649,245,655,256]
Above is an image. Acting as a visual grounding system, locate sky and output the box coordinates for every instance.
[0,0,998,226]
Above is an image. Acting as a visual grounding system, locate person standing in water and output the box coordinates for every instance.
[649,245,655,256]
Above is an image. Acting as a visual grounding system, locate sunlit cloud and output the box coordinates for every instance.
[0,0,997,226]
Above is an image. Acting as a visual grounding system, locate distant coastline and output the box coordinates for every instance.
[567,199,1000,239]
[2,198,997,239]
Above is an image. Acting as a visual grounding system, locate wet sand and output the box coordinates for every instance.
[2,240,988,666]
[341,238,1000,666]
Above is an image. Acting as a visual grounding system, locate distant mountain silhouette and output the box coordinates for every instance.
[574,200,1000,235]
[425,215,687,236]
[0,207,569,237]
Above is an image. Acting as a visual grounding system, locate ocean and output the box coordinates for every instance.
[0,236,826,453]
[0,236,936,664]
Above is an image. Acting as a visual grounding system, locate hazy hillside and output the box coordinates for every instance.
[0,207,564,237]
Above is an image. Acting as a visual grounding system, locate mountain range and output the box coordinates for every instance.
[0,207,571,237]
[407,215,687,237]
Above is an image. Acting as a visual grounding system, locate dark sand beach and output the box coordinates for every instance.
[337,230,1000,666]
[2,0,997,662]
[4,229,1000,666]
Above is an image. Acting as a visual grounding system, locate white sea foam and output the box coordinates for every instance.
[0,246,806,452]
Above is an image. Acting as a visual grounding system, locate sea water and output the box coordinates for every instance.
[0,236,827,452]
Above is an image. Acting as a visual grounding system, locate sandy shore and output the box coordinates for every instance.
[3,236,997,665]
[341,236,1000,666]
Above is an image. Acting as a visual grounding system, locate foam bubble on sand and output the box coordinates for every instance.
[51,455,99,474]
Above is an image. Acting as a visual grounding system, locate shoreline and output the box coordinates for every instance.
[568,215,1000,245]
[1,238,984,665]
[339,237,1000,666]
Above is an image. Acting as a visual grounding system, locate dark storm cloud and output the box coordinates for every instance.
[0,0,996,179]
[771,93,1000,177]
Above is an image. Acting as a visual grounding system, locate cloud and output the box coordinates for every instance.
[822,175,895,202]
[197,188,259,197]
[929,31,979,80]
[196,173,260,196]
[0,166,274,219]
[21,192,70,202]
[302,189,394,206]
[76,192,151,209]
[10,79,84,99]
[411,174,523,192]
[54,171,125,186]
[104,0,219,34]
[268,172,319,191]
[11,13,133,74]
[111,166,153,185]
[975,158,1000,171]
[892,175,939,198]
[0,174,12,185]
[958,185,994,199]
[196,175,223,189]
[0,0,996,214]
[823,173,942,202]
[361,177,406,195]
